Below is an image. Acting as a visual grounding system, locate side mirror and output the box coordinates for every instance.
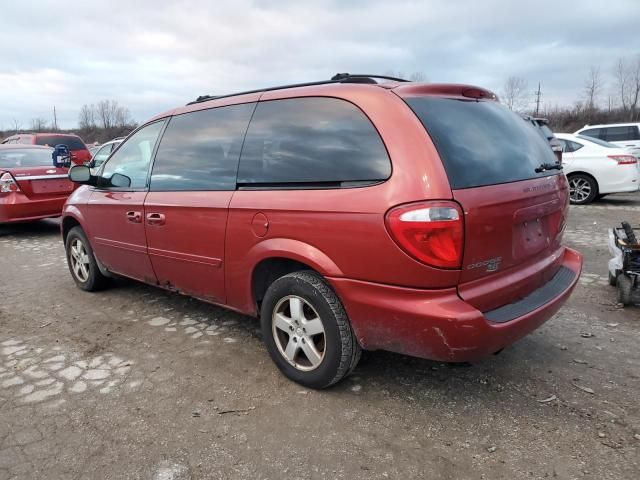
[69,165,93,184]
[111,173,131,188]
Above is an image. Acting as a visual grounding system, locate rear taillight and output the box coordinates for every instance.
[608,155,637,165]
[385,201,464,269]
[0,172,20,193]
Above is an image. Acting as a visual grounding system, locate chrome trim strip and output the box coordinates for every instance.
[13,174,69,181]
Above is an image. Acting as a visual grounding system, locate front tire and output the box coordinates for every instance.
[260,271,361,389]
[65,226,109,291]
[568,174,598,205]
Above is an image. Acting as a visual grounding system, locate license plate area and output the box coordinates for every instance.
[32,180,73,194]
[513,217,550,260]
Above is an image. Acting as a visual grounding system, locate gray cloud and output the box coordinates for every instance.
[1,0,638,129]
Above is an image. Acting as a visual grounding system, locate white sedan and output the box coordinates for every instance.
[555,133,639,205]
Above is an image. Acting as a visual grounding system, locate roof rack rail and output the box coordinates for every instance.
[186,73,410,105]
[330,73,409,83]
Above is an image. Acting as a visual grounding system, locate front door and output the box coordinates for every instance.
[86,121,165,283]
[143,102,255,303]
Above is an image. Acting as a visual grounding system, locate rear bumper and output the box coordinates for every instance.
[599,166,640,194]
[329,247,582,362]
[0,193,66,223]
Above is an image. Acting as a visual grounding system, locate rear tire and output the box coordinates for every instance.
[65,226,109,291]
[616,274,633,306]
[260,271,361,389]
[568,174,597,205]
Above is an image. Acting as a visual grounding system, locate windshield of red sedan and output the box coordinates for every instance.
[0,148,54,168]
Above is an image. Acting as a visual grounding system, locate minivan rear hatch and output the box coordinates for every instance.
[402,92,569,312]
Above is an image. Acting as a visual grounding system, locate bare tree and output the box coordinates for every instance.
[30,117,48,132]
[629,54,640,121]
[613,55,640,121]
[385,70,427,82]
[583,66,602,113]
[614,58,629,111]
[408,71,427,82]
[501,76,529,111]
[114,105,133,128]
[78,104,96,129]
[11,119,21,133]
[96,100,118,129]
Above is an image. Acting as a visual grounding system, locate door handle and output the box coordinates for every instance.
[146,212,166,226]
[126,211,142,223]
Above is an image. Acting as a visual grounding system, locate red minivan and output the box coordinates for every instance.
[62,75,582,388]
[1,145,75,223]
[2,133,91,165]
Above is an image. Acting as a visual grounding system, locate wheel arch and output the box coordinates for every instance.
[240,238,344,315]
[61,213,82,243]
[566,170,599,193]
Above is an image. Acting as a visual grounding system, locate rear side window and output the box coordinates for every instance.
[603,126,630,142]
[35,135,86,150]
[150,103,255,191]
[405,97,559,189]
[560,140,583,153]
[237,97,390,187]
[579,128,603,140]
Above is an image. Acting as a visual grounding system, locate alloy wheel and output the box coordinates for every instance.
[272,295,326,372]
[69,238,90,282]
[569,177,592,203]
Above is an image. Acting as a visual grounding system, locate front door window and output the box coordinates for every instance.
[99,122,164,189]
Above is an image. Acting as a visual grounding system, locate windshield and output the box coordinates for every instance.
[35,135,87,150]
[405,97,559,189]
[576,135,618,148]
[0,148,53,168]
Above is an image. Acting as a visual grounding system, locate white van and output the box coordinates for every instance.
[575,123,640,158]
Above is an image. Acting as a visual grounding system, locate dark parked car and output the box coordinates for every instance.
[62,74,582,388]
[522,116,563,163]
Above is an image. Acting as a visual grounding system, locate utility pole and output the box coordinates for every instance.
[53,106,58,130]
[534,82,542,117]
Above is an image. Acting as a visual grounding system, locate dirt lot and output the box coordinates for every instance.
[1,194,639,480]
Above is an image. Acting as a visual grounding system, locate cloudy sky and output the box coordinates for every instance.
[1,0,638,130]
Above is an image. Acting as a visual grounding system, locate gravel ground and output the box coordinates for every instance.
[0,193,639,480]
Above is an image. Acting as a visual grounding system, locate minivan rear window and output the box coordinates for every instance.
[405,97,559,189]
[35,135,86,150]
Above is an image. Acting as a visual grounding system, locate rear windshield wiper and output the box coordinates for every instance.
[535,162,563,173]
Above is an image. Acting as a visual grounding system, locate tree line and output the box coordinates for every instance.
[501,53,640,132]
[0,99,137,145]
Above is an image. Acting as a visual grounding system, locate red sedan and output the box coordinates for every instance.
[0,145,75,223]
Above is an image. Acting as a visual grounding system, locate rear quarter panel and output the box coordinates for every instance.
[224,85,458,314]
